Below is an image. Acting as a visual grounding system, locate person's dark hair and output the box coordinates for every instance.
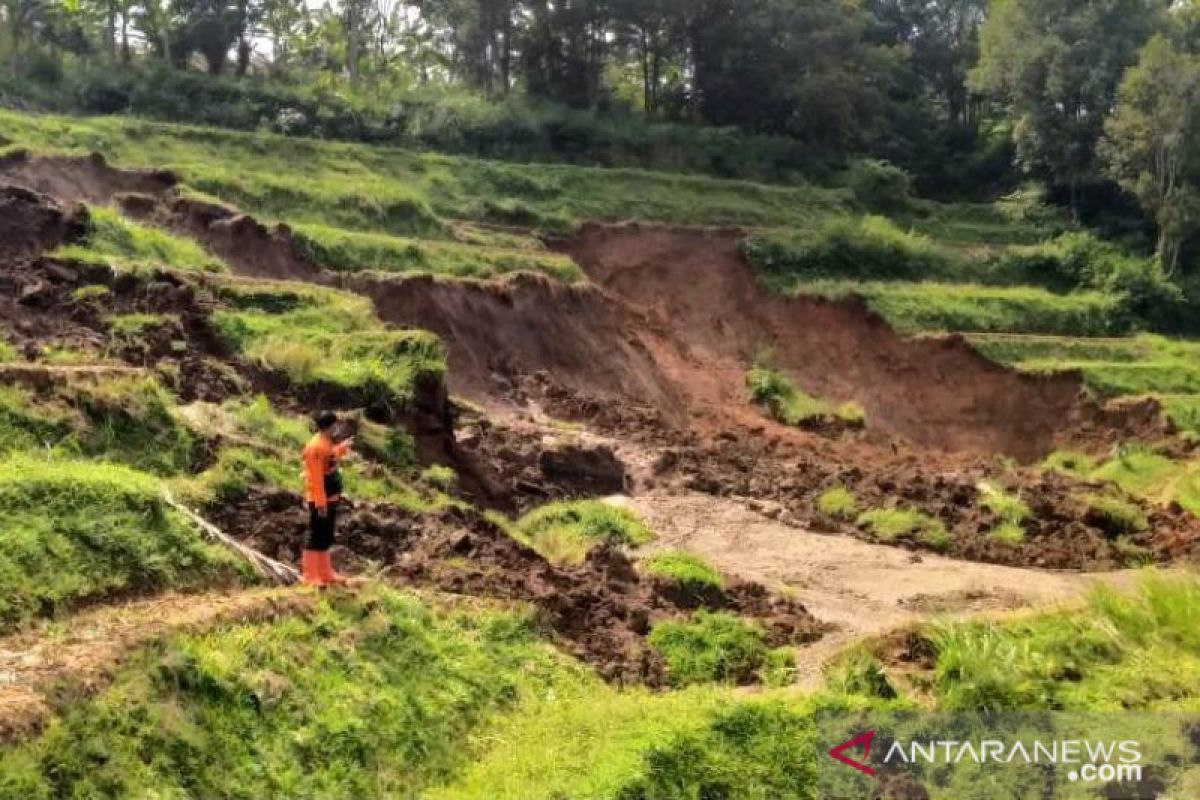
[314,410,338,431]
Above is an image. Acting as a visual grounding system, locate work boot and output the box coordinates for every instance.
[301,550,327,587]
[319,551,348,586]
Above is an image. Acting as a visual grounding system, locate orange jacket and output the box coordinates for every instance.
[303,433,351,509]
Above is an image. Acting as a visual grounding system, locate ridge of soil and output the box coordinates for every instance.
[210,488,828,686]
[0,589,314,741]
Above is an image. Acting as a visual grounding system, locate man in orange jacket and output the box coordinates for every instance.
[302,410,353,587]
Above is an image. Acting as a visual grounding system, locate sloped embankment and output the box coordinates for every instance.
[556,224,1155,460]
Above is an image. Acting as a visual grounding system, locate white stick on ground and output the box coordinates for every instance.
[162,490,301,586]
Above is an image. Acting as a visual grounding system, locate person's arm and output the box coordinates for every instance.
[304,444,327,513]
[333,438,354,459]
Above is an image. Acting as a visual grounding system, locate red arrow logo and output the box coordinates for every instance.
[828,731,877,776]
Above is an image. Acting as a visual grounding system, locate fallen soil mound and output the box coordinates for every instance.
[651,430,1200,571]
[0,184,86,260]
[211,488,827,686]
[556,224,1154,460]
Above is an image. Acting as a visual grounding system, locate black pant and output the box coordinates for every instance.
[308,503,338,551]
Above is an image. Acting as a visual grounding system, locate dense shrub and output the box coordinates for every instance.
[848,159,912,212]
[743,215,958,285]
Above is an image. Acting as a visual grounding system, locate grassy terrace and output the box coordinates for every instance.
[0,111,851,235]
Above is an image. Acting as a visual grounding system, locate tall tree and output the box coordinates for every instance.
[1102,35,1200,272]
[611,0,684,113]
[3,0,43,72]
[971,0,1169,216]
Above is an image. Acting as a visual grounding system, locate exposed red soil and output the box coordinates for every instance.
[0,152,319,281]
[555,223,1162,460]
[0,150,176,207]
[452,409,630,514]
[3,156,1195,575]
[0,183,86,261]
[210,488,827,686]
[348,271,690,427]
[126,192,322,282]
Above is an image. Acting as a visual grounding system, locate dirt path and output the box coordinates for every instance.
[0,589,314,740]
[623,492,1141,689]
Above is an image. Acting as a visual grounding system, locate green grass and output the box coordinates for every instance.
[642,551,725,598]
[817,486,859,521]
[426,678,728,800]
[1083,494,1150,536]
[210,279,445,406]
[743,215,961,289]
[967,334,1200,412]
[795,281,1127,336]
[1091,447,1180,499]
[0,455,248,632]
[52,206,226,273]
[745,366,864,429]
[0,340,18,362]
[0,589,581,799]
[0,376,199,475]
[977,481,1031,545]
[857,507,950,550]
[0,111,851,235]
[171,397,439,512]
[990,523,1027,545]
[293,223,582,282]
[647,611,769,687]
[923,575,1200,712]
[514,500,654,566]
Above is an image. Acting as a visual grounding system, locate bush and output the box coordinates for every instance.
[642,551,724,599]
[516,500,654,566]
[743,215,958,285]
[647,611,768,686]
[857,507,950,550]
[990,231,1187,331]
[848,159,912,212]
[817,486,859,521]
[0,62,831,185]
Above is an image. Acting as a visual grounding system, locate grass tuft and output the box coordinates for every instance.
[647,611,768,687]
[515,500,654,566]
[817,486,859,521]
[857,507,950,550]
[642,551,725,599]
